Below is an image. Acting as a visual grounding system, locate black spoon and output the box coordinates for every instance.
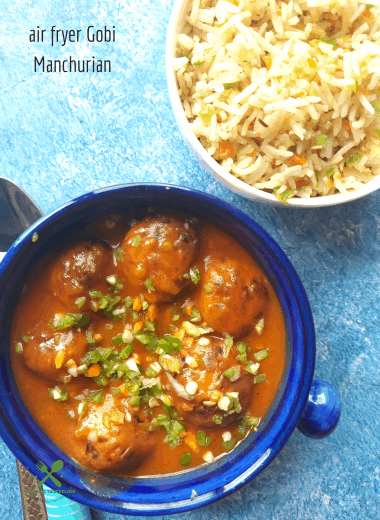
[0,177,47,520]
[0,177,43,257]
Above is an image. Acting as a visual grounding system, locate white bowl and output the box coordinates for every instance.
[165,0,380,207]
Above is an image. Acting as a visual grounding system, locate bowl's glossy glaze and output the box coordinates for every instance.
[166,0,380,208]
[0,184,325,515]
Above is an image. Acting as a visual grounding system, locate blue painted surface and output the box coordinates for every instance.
[0,0,379,518]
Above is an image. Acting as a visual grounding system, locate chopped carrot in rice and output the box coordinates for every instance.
[219,141,236,160]
[288,154,308,166]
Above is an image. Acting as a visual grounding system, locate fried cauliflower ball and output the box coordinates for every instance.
[121,216,198,302]
[198,256,268,337]
[22,319,88,381]
[75,393,157,472]
[48,240,111,305]
[163,335,255,429]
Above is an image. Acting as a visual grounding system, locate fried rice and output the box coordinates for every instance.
[174,0,380,202]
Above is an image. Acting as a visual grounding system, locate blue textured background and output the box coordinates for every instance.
[1,0,380,518]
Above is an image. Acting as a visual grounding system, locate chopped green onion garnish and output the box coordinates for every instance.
[134,333,150,345]
[346,153,362,164]
[93,375,109,387]
[48,386,68,402]
[254,374,267,384]
[254,349,269,361]
[172,314,180,322]
[160,355,182,373]
[314,134,328,146]
[196,431,212,447]
[204,284,212,292]
[86,330,97,345]
[273,188,294,205]
[326,167,335,178]
[190,309,201,321]
[112,335,124,345]
[145,321,155,332]
[212,415,223,425]
[224,83,233,90]
[133,235,141,247]
[114,247,123,261]
[373,101,380,115]
[223,366,240,380]
[224,336,233,349]
[120,345,133,358]
[188,267,200,284]
[280,190,294,204]
[320,37,337,50]
[245,361,260,375]
[376,129,380,137]
[158,335,182,354]
[89,390,103,403]
[124,296,133,309]
[255,318,264,335]
[129,395,141,406]
[228,395,242,414]
[237,413,260,435]
[180,452,192,466]
[54,313,89,331]
[193,61,205,66]
[106,275,123,293]
[15,342,23,354]
[32,233,38,242]
[75,297,86,309]
[236,342,247,361]
[21,335,30,343]
[89,290,102,298]
[222,438,236,452]
[151,416,185,448]
[145,366,158,377]
[145,278,155,292]
[110,387,121,397]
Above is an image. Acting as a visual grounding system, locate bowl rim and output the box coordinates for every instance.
[165,0,380,208]
[0,183,315,515]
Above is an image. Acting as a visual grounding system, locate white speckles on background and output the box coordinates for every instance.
[1,0,380,519]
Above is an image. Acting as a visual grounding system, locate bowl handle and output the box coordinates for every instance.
[297,380,341,439]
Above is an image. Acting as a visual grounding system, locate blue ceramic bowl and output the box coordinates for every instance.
[0,183,340,515]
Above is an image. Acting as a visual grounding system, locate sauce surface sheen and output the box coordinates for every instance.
[11,214,286,476]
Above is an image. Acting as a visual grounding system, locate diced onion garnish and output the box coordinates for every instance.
[186,381,198,395]
[203,451,214,462]
[87,429,98,442]
[217,396,230,411]
[222,431,232,442]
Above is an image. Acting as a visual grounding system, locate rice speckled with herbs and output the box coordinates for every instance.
[174,0,380,202]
